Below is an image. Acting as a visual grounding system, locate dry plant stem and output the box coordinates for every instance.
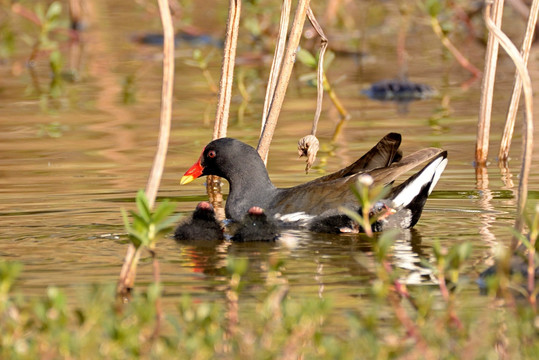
[208,0,241,220]
[498,0,539,161]
[117,0,175,298]
[257,0,311,161]
[306,7,328,136]
[429,16,481,79]
[261,0,291,142]
[146,0,175,207]
[484,2,534,236]
[212,0,241,140]
[476,0,504,165]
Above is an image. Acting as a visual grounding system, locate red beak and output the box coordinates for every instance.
[180,158,204,185]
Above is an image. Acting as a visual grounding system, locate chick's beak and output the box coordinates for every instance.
[180,158,203,185]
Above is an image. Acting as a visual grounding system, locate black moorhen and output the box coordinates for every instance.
[231,206,280,242]
[174,201,224,241]
[180,133,447,228]
[308,150,447,233]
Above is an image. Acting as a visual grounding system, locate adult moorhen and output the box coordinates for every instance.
[180,133,447,229]
[174,201,224,241]
[308,150,447,233]
[231,206,280,242]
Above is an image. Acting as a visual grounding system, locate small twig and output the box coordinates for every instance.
[498,0,539,161]
[306,7,327,137]
[297,7,328,173]
[476,0,504,166]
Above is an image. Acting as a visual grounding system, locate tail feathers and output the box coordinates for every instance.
[390,151,448,209]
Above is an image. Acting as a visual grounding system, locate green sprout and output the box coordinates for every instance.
[121,190,180,251]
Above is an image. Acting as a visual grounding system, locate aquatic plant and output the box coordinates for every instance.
[118,190,180,299]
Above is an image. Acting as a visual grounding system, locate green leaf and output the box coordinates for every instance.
[121,209,132,232]
[49,50,63,75]
[457,242,472,262]
[46,2,63,21]
[509,228,531,250]
[296,48,317,68]
[155,214,182,233]
[424,0,442,17]
[227,257,248,276]
[376,230,398,259]
[152,200,177,223]
[339,206,364,226]
[369,185,391,204]
[323,50,335,71]
[135,190,152,223]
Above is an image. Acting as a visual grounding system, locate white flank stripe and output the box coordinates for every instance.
[428,158,447,194]
[276,211,315,225]
[391,156,446,208]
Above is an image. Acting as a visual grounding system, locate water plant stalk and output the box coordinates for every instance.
[476,0,504,166]
[212,0,241,140]
[117,0,175,298]
[257,0,311,162]
[207,0,241,220]
[498,0,539,161]
[483,2,534,237]
[260,0,292,152]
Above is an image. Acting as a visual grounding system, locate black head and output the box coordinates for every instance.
[181,138,268,184]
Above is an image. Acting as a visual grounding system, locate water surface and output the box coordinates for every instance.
[1,2,538,317]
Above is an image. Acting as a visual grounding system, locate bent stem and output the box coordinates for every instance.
[484,2,534,237]
[498,0,539,161]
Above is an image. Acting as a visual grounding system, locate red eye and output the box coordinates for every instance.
[208,150,216,158]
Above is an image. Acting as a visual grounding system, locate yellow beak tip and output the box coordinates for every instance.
[180,175,195,185]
